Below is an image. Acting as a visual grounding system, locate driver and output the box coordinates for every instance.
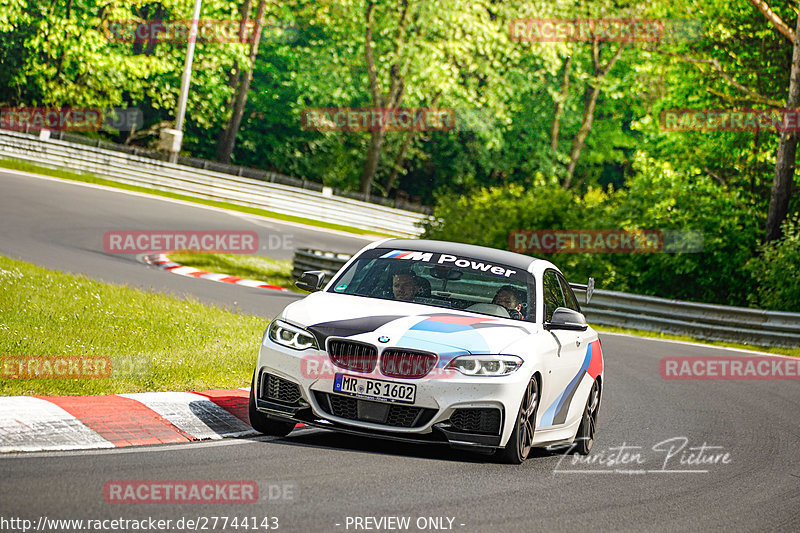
[493,286,524,320]
[392,272,421,302]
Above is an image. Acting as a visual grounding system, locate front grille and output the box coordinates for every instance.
[260,373,302,405]
[380,349,438,379]
[327,339,378,373]
[450,408,502,435]
[314,392,436,428]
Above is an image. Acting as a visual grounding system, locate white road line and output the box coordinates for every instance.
[598,331,795,358]
[0,429,319,459]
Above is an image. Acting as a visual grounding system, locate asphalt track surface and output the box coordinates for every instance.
[0,169,370,316]
[1,170,799,532]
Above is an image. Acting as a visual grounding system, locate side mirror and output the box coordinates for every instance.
[569,277,595,304]
[296,270,326,292]
[546,307,588,331]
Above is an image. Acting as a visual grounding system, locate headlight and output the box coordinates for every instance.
[446,355,523,376]
[267,319,318,350]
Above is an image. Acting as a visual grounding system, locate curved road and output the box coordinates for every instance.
[1,170,798,532]
[0,169,372,316]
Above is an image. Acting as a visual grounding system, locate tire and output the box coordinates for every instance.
[571,379,600,455]
[248,372,295,437]
[498,375,540,464]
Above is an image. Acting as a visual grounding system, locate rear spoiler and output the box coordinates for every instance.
[569,277,595,304]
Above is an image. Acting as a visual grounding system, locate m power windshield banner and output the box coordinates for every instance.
[377,249,524,280]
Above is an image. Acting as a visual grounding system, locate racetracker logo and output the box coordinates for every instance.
[301,355,454,380]
[103,230,258,254]
[510,18,702,43]
[0,107,143,132]
[660,108,800,132]
[511,18,664,42]
[660,356,800,380]
[509,229,703,253]
[102,19,295,43]
[1,356,112,379]
[0,108,102,131]
[104,481,258,504]
[301,108,455,131]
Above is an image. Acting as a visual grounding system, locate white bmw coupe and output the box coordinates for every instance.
[249,239,603,463]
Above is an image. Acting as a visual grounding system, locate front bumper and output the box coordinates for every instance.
[253,337,532,450]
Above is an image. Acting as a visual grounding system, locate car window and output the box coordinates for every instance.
[329,248,536,321]
[557,273,581,313]
[543,269,566,322]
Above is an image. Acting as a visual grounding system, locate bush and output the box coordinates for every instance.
[421,155,763,307]
[604,155,761,305]
[422,180,583,250]
[421,179,620,288]
[747,217,800,312]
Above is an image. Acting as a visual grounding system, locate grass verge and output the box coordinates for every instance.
[168,252,299,292]
[0,158,395,237]
[594,324,800,357]
[0,255,270,396]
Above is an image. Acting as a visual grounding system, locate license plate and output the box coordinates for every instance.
[333,374,416,404]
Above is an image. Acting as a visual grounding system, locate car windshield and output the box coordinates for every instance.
[328,248,536,321]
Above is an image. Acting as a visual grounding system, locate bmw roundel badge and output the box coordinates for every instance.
[378,336,390,343]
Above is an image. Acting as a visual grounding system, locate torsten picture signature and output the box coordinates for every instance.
[553,436,732,474]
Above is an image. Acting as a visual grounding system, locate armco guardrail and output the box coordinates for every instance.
[0,130,429,237]
[291,249,800,348]
[579,289,800,348]
[48,130,432,213]
[291,249,355,280]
